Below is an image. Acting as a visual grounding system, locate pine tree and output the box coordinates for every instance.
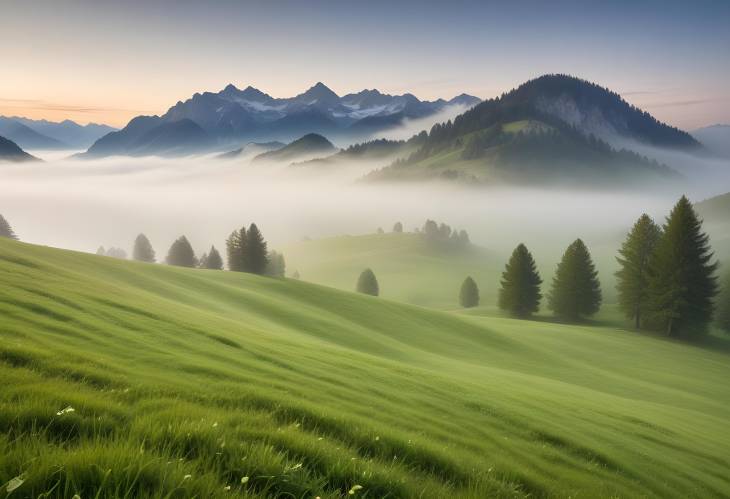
[166,236,197,268]
[132,233,156,263]
[648,196,718,339]
[203,246,223,270]
[498,243,542,317]
[549,239,602,321]
[615,214,661,329]
[356,268,379,296]
[226,227,246,271]
[393,222,403,233]
[96,246,106,256]
[0,214,18,240]
[459,276,480,308]
[244,223,268,274]
[292,270,301,280]
[716,269,730,334]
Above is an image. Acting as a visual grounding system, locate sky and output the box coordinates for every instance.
[1,0,729,130]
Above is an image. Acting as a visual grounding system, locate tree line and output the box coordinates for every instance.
[355,196,728,340]
[92,224,285,277]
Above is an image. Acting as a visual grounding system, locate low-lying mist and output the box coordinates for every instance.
[1,149,719,299]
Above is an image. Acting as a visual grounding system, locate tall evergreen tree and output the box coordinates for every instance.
[96,246,106,256]
[356,268,379,296]
[549,239,602,321]
[716,269,730,334]
[244,223,268,274]
[166,236,197,268]
[648,196,718,339]
[203,246,223,270]
[393,222,403,233]
[132,233,156,263]
[615,214,661,329]
[459,276,480,308]
[498,243,542,318]
[226,227,246,271]
[0,214,18,240]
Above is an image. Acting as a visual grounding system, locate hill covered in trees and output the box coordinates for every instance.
[365,75,695,187]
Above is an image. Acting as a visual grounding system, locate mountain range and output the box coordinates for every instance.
[0,116,116,150]
[82,83,481,157]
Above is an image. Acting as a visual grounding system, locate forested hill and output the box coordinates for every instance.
[365,75,692,186]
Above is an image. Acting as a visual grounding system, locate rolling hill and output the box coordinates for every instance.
[253,133,337,163]
[284,232,503,308]
[366,119,676,186]
[365,75,705,186]
[1,238,730,498]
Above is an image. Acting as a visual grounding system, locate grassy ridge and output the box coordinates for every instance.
[284,232,502,309]
[1,238,730,498]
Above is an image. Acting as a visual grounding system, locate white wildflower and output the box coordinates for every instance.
[56,406,75,416]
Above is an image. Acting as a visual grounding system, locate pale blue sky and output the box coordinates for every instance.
[1,0,728,128]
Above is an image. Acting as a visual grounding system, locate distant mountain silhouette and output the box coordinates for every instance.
[83,83,481,157]
[0,118,66,149]
[253,133,336,162]
[0,135,39,162]
[84,117,212,157]
[692,124,730,158]
[0,116,116,149]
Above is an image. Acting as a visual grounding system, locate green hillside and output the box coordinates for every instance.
[284,232,503,309]
[365,115,675,186]
[2,238,730,498]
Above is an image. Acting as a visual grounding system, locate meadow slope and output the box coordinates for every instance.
[284,232,503,309]
[1,238,730,498]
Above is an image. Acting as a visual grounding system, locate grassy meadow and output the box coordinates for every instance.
[1,238,730,497]
[284,232,503,309]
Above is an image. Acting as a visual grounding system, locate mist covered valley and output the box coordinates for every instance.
[3,146,721,304]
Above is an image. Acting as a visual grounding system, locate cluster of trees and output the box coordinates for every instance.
[419,220,470,247]
[0,214,18,240]
[477,195,721,341]
[93,226,284,276]
[615,196,718,339]
[226,223,285,277]
[484,239,600,321]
